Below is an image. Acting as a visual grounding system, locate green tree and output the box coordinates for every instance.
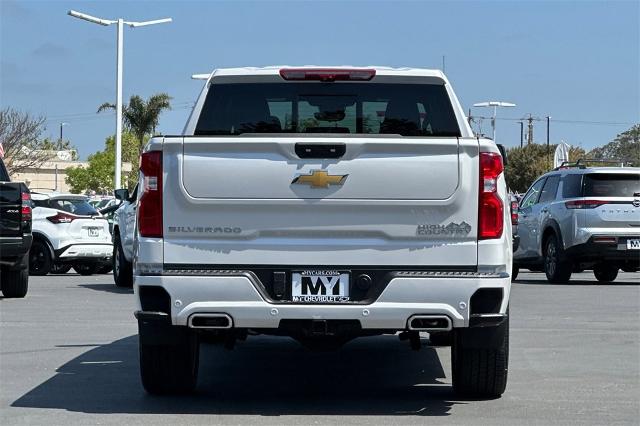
[65,132,141,194]
[98,93,171,153]
[588,124,639,164]
[505,144,586,193]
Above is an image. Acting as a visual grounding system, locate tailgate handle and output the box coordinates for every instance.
[295,143,345,159]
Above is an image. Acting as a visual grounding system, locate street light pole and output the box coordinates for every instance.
[472,101,516,144]
[59,122,68,143]
[67,10,171,190]
[115,18,124,190]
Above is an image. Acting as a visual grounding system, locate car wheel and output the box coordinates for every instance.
[73,263,98,276]
[113,234,133,288]
[29,240,52,276]
[50,263,72,274]
[139,327,199,394]
[543,234,572,284]
[512,266,519,281]
[593,264,618,283]
[0,267,28,298]
[451,315,509,397]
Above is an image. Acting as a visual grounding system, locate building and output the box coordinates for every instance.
[9,151,132,194]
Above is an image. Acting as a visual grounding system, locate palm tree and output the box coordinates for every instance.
[98,93,172,153]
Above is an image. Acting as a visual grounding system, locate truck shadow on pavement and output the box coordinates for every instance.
[12,334,461,416]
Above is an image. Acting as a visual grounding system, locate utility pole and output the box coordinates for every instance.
[518,122,524,148]
[527,114,534,145]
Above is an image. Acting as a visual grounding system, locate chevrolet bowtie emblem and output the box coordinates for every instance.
[292,170,348,188]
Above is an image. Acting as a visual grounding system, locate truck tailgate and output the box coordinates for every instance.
[163,136,479,267]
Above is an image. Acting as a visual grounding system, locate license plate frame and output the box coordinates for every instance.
[291,270,351,303]
[626,239,640,250]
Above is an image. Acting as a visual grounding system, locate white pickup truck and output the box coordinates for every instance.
[133,66,512,397]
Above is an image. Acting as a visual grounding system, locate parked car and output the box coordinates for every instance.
[30,192,112,275]
[133,66,512,397]
[0,157,32,298]
[513,163,640,283]
[111,185,137,287]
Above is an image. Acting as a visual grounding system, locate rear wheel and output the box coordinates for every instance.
[73,263,98,276]
[511,266,519,281]
[0,267,28,298]
[29,240,52,276]
[113,233,133,288]
[543,234,572,284]
[593,264,618,283]
[139,327,199,394]
[451,316,509,398]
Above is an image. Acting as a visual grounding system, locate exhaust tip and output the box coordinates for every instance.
[188,313,233,329]
[408,315,452,331]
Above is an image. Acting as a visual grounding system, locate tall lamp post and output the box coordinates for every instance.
[67,10,171,190]
[472,101,516,144]
[59,122,69,143]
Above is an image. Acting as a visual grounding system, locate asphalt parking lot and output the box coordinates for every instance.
[1,271,639,425]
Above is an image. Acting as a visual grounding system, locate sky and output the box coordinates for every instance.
[1,0,638,159]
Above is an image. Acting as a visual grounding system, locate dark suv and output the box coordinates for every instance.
[513,163,639,283]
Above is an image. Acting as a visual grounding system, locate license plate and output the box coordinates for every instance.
[88,227,100,237]
[291,270,350,302]
[627,239,640,250]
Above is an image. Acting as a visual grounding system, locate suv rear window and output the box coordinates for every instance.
[195,83,461,137]
[49,198,98,216]
[583,174,640,197]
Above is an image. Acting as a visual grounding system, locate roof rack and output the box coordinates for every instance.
[553,158,634,171]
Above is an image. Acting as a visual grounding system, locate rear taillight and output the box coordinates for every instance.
[479,152,504,239]
[138,151,163,238]
[21,192,31,220]
[279,68,376,82]
[565,199,607,209]
[510,200,519,225]
[47,212,76,224]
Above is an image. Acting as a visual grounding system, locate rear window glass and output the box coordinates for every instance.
[195,83,461,137]
[583,174,640,197]
[49,198,98,216]
[561,174,582,198]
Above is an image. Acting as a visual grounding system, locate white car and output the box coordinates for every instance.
[111,185,137,287]
[134,66,512,397]
[30,192,112,275]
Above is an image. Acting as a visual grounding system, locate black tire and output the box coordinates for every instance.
[50,263,72,274]
[512,266,519,281]
[593,264,618,283]
[139,329,199,395]
[1,268,29,298]
[113,233,133,288]
[451,316,509,398]
[29,240,52,276]
[73,263,98,276]
[543,234,572,284]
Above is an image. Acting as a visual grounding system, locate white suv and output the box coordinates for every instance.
[30,192,112,275]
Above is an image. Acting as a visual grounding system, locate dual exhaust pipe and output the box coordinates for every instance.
[407,315,452,331]
[188,313,452,332]
[188,313,233,329]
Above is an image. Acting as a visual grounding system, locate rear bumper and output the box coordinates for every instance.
[0,235,32,269]
[565,236,640,266]
[134,272,511,330]
[55,243,112,261]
